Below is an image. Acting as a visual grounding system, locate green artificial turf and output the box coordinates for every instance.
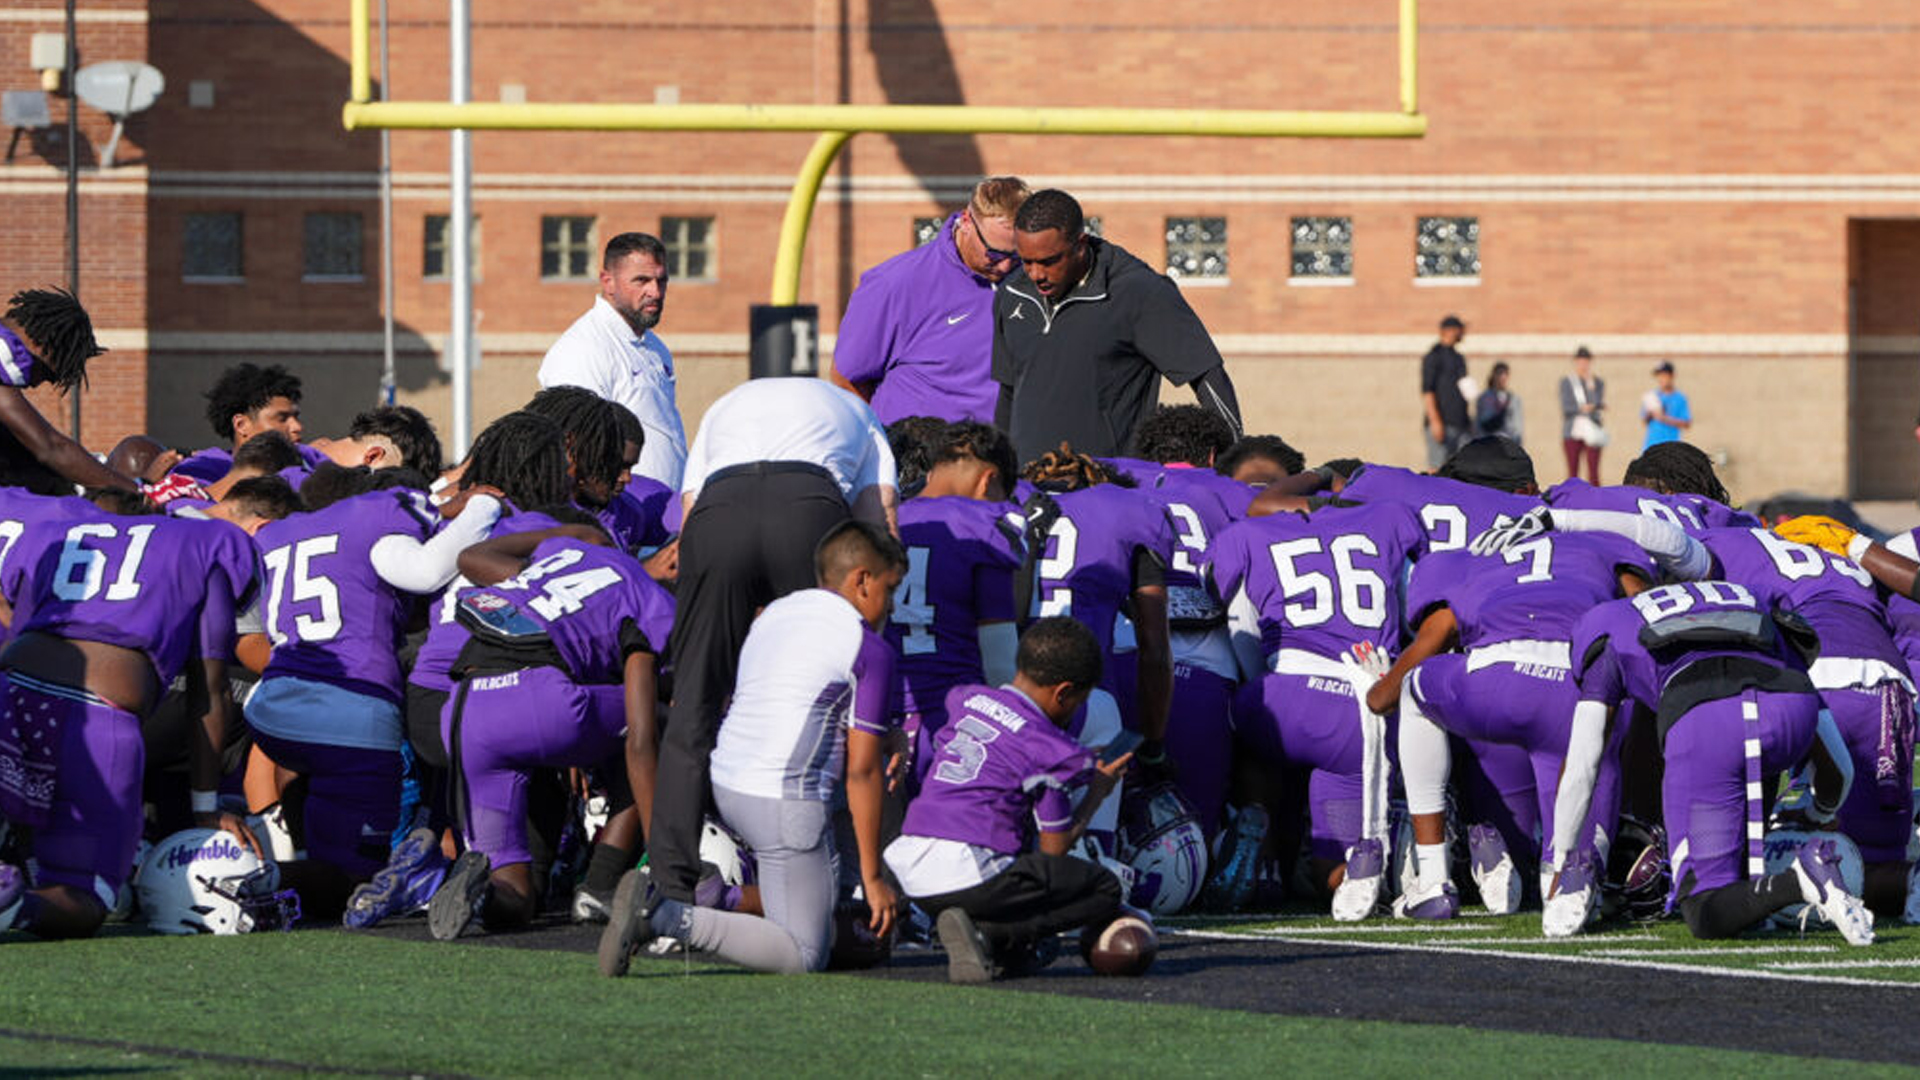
[1,930,1915,1077]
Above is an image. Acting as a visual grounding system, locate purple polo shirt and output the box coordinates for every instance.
[833,212,1000,426]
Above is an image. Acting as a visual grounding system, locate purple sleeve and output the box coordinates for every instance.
[848,628,899,735]
[1405,553,1458,624]
[973,561,1015,623]
[195,567,239,662]
[832,268,899,384]
[1206,527,1248,603]
[1572,610,1628,705]
[1034,788,1075,833]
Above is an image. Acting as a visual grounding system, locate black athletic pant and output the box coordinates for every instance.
[646,463,851,901]
[914,852,1123,953]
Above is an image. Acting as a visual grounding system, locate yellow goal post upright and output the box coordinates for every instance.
[340,1,1425,438]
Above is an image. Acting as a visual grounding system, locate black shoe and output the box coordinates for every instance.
[598,868,661,978]
[427,850,491,941]
[936,908,995,985]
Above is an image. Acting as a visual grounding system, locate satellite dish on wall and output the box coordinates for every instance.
[74,61,164,168]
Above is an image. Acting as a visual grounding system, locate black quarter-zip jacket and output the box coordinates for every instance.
[991,237,1228,465]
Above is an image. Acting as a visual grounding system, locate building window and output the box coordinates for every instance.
[303,212,364,280]
[183,212,243,280]
[913,217,944,247]
[1165,217,1227,280]
[423,214,482,280]
[1290,216,1353,279]
[1416,216,1480,279]
[541,215,597,280]
[660,216,716,280]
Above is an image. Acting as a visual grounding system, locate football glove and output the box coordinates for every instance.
[1772,514,1858,559]
[1468,506,1553,555]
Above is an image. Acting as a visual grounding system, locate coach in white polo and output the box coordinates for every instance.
[537,232,688,489]
[642,376,898,916]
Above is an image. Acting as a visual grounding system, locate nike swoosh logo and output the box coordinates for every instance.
[946,313,970,325]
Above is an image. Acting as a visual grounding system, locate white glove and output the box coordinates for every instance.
[1469,506,1554,556]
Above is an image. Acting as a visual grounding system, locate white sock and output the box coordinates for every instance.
[1415,843,1448,884]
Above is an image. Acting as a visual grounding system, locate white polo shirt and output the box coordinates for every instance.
[709,588,898,802]
[681,378,896,503]
[537,295,689,490]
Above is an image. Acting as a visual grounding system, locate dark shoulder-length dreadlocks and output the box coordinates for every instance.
[1623,441,1730,506]
[461,410,572,510]
[6,287,105,391]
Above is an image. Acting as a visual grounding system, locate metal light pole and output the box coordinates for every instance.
[378,0,394,406]
[447,0,472,457]
[64,0,80,439]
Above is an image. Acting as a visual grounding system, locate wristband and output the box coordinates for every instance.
[191,790,218,814]
[1137,740,1167,765]
[1847,533,1873,564]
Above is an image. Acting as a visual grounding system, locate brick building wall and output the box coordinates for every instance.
[7,2,1918,501]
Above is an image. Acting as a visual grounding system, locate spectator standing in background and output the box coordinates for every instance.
[1420,315,1471,467]
[538,233,688,490]
[832,177,1031,426]
[1559,345,1607,483]
[1475,361,1522,444]
[1641,360,1691,450]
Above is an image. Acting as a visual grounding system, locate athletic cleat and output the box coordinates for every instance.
[1541,850,1599,938]
[1468,824,1521,915]
[1393,877,1459,921]
[1331,838,1385,922]
[936,907,995,985]
[0,862,23,932]
[1794,838,1875,946]
[598,868,661,978]
[344,828,446,930]
[1199,803,1269,913]
[427,850,490,941]
[571,885,612,925]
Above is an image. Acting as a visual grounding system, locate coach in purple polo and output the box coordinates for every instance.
[830,177,1030,425]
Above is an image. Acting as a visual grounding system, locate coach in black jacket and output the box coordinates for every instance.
[991,190,1242,466]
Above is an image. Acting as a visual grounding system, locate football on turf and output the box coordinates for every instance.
[1081,915,1158,976]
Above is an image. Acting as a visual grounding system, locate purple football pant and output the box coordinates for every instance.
[250,729,402,879]
[2,673,142,907]
[444,666,624,868]
[1166,664,1234,838]
[1232,672,1364,861]
[1411,654,1620,864]
[1663,688,1820,901]
[1819,683,1916,863]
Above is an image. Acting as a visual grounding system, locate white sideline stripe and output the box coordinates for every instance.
[1763,959,1920,971]
[1166,929,1920,990]
[1224,923,1490,936]
[1588,946,1839,958]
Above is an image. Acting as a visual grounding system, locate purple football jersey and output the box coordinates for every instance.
[455,535,674,686]
[254,489,438,704]
[172,442,330,486]
[1572,581,1798,709]
[0,489,90,578]
[1408,532,1655,649]
[2,507,258,688]
[888,496,1022,719]
[1887,529,1920,680]
[1697,526,1902,669]
[1337,463,1542,556]
[1026,483,1175,655]
[1544,477,1759,533]
[410,509,564,694]
[900,684,1098,854]
[1208,501,1425,662]
[610,475,675,551]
